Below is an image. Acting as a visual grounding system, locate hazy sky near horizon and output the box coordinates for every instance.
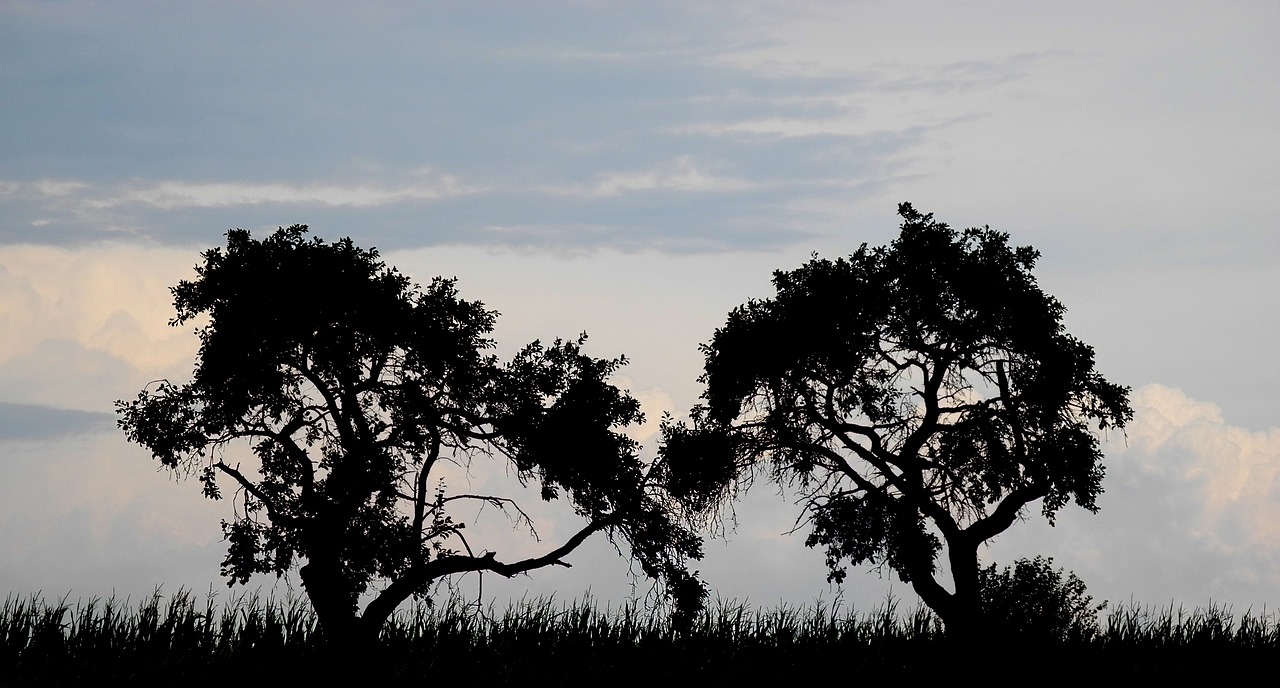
[2,1,1279,614]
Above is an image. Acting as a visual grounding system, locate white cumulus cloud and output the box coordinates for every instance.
[989,383,1280,607]
[1122,384,1280,554]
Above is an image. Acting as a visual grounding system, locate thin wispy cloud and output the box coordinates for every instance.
[12,175,483,212]
[544,157,757,197]
[96,178,482,210]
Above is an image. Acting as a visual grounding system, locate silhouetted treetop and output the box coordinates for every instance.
[661,203,1131,636]
[119,225,704,645]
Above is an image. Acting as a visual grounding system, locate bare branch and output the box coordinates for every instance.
[212,461,300,529]
[361,515,617,625]
[440,494,539,539]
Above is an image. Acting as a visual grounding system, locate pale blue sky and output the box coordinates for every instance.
[2,1,1279,614]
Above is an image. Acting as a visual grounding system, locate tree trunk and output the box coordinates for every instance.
[297,559,400,680]
[299,560,371,649]
[937,536,988,643]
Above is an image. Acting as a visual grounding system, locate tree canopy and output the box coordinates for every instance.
[660,203,1131,635]
[117,226,703,643]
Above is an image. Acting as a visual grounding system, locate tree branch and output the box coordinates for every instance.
[232,424,316,499]
[411,436,442,543]
[361,516,617,628]
[292,362,359,450]
[213,461,300,529]
[963,480,1049,545]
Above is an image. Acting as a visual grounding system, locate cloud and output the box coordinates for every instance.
[0,243,197,376]
[0,430,246,599]
[546,157,757,198]
[87,176,484,210]
[987,384,1280,608]
[0,3,941,254]
[1123,385,1280,556]
[0,339,143,413]
[674,50,1050,140]
[0,174,483,217]
[0,167,816,253]
[0,244,199,414]
[0,402,114,441]
[610,376,678,450]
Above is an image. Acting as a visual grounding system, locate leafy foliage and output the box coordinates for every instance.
[661,203,1132,632]
[978,556,1104,642]
[117,226,702,638]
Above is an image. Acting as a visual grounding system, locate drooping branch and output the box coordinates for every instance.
[360,516,617,627]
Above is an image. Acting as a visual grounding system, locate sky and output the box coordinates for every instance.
[2,1,1279,618]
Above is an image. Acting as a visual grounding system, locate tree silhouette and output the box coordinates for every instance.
[117,226,703,645]
[659,203,1131,636]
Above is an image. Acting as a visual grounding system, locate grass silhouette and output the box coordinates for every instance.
[3,588,1277,685]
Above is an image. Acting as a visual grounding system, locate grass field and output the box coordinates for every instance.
[3,588,1277,685]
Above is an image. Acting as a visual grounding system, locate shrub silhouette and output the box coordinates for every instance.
[978,556,1104,642]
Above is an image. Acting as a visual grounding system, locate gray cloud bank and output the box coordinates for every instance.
[0,3,908,252]
[6,2,1220,255]
[0,402,114,441]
